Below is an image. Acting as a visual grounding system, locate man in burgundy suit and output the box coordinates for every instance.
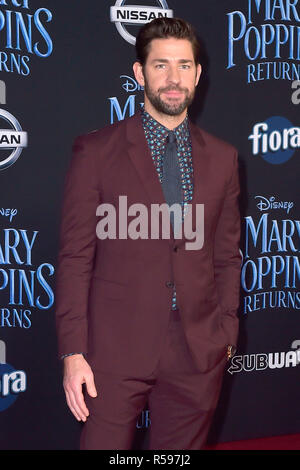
[55,17,241,450]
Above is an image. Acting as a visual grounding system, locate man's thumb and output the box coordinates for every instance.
[86,375,97,398]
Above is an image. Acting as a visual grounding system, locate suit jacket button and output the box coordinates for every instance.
[166,281,174,288]
[173,246,178,252]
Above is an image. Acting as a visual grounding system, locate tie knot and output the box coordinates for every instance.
[167,131,176,144]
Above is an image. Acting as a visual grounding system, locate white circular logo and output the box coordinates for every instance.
[110,0,173,45]
[0,109,28,171]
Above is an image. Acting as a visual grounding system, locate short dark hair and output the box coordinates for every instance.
[135,17,201,66]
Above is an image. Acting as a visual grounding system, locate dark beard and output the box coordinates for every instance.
[144,81,195,116]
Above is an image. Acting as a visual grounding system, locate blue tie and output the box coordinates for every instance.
[161,131,182,229]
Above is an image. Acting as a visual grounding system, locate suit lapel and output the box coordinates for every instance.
[126,112,167,207]
[188,119,209,208]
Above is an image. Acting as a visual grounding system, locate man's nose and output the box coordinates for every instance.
[167,65,180,84]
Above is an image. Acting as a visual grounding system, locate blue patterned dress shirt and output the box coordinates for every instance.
[141,109,194,310]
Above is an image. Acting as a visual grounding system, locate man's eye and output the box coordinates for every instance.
[180,64,191,69]
[155,64,166,69]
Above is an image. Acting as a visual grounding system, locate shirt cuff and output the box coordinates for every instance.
[60,352,84,360]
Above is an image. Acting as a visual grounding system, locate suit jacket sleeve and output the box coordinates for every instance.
[213,149,241,347]
[55,135,100,358]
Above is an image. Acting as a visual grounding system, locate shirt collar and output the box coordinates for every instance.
[141,108,190,146]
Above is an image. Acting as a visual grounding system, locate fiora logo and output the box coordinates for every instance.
[110,0,173,45]
[0,340,26,412]
[0,108,28,171]
[248,116,300,164]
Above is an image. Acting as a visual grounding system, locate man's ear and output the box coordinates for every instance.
[195,63,202,86]
[133,61,145,87]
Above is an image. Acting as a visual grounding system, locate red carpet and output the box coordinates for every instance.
[205,433,300,450]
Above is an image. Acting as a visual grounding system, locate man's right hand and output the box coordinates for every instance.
[63,354,97,422]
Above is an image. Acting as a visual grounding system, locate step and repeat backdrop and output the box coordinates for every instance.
[0,0,300,450]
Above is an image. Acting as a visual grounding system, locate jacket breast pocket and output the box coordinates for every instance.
[90,276,127,301]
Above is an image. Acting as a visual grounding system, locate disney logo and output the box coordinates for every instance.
[255,196,294,214]
[120,75,144,93]
[0,208,18,222]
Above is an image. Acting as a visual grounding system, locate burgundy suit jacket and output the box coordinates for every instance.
[55,112,241,376]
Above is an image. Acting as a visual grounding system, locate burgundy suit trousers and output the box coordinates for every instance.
[80,309,226,450]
